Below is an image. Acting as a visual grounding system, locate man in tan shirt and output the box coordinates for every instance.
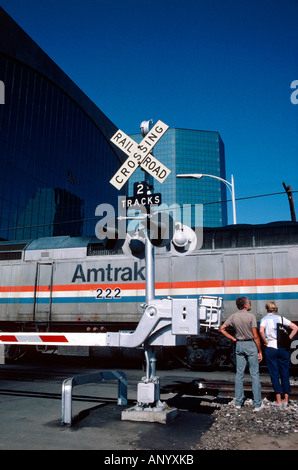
[220,297,263,411]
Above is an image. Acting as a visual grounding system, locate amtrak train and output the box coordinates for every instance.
[0,221,297,368]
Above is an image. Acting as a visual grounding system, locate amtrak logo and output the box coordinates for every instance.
[71,262,145,283]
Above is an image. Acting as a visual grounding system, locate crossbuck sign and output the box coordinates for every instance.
[109,120,171,190]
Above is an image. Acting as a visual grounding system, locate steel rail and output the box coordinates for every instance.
[194,380,298,400]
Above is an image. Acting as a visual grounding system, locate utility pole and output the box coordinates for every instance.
[282,182,296,222]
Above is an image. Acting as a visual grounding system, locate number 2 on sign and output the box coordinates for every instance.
[136,183,145,195]
[95,287,121,299]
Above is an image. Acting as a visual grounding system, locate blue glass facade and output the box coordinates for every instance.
[128,128,228,227]
[0,8,123,241]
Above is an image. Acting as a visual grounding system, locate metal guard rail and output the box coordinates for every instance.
[61,370,127,426]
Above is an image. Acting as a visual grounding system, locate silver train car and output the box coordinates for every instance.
[0,221,297,367]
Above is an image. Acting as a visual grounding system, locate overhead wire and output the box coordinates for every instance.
[0,190,297,234]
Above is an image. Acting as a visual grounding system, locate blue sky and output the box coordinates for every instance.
[1,0,297,225]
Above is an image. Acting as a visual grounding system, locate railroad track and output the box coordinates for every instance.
[1,364,298,401]
[193,379,298,400]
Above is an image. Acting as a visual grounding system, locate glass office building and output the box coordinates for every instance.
[129,128,228,228]
[0,8,124,241]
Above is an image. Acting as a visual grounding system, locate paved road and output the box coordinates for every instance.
[0,357,270,452]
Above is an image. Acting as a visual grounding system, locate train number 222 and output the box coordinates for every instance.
[95,287,121,299]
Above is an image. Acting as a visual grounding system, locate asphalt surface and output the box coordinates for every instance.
[0,356,272,453]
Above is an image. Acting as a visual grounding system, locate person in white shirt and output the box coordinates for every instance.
[259,301,298,405]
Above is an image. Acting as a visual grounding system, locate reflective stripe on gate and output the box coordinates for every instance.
[0,332,107,346]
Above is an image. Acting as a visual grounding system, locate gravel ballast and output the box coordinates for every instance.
[194,393,298,450]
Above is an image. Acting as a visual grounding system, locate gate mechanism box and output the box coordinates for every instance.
[171,298,199,336]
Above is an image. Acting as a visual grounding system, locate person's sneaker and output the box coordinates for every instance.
[253,404,264,412]
[235,405,242,409]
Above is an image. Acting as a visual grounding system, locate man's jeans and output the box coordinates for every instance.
[235,340,262,408]
[265,346,291,395]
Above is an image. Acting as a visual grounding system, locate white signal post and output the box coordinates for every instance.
[110,120,171,304]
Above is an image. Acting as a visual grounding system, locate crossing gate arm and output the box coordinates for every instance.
[0,299,174,349]
[0,332,108,346]
[0,296,222,349]
[61,370,127,426]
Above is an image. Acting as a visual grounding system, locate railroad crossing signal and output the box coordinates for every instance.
[109,120,171,190]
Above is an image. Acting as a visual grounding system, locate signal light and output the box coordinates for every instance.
[171,223,197,256]
[122,229,146,259]
[122,221,197,258]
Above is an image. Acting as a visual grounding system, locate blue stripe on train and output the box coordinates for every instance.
[0,292,297,304]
